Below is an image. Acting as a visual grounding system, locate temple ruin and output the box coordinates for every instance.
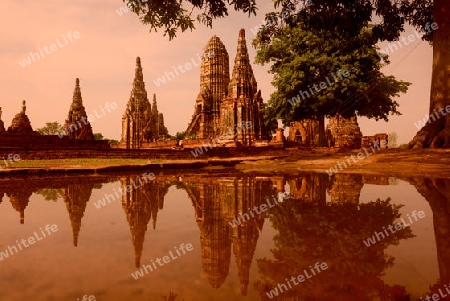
[288,119,320,146]
[120,57,168,149]
[185,35,229,139]
[0,107,5,133]
[186,29,267,145]
[288,114,365,149]
[326,114,362,149]
[7,100,35,134]
[63,78,94,140]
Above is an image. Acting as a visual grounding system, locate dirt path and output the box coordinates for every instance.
[236,148,450,178]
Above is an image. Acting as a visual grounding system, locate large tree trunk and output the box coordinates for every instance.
[408,0,450,148]
[405,177,450,283]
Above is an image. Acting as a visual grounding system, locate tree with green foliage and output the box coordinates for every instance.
[253,1,410,145]
[36,122,64,135]
[35,189,63,201]
[172,131,186,140]
[127,0,447,147]
[93,133,104,140]
[388,132,398,148]
[123,0,257,40]
[108,139,120,145]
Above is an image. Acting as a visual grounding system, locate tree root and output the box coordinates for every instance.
[407,117,450,148]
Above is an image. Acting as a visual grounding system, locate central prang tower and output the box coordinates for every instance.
[185,36,230,138]
[121,57,167,149]
[186,29,268,144]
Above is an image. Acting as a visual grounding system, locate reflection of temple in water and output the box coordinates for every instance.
[8,188,33,224]
[285,173,327,204]
[63,179,95,246]
[2,172,450,299]
[328,174,364,204]
[0,176,107,246]
[121,175,170,268]
[184,175,273,295]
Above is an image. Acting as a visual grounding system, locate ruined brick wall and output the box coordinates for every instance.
[326,114,362,149]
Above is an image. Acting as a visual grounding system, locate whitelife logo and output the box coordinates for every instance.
[419,283,450,301]
[0,154,21,169]
[287,69,350,106]
[190,122,252,158]
[0,224,58,262]
[326,144,381,176]
[228,192,290,227]
[377,22,439,58]
[77,295,96,301]
[18,31,81,68]
[131,243,193,280]
[266,262,328,299]
[152,50,215,87]
[362,210,425,247]
[57,101,119,138]
[414,105,450,130]
[93,172,155,209]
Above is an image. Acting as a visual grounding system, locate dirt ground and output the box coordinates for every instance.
[236,148,450,178]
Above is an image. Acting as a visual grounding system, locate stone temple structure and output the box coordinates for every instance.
[288,114,363,149]
[7,100,35,134]
[121,57,167,149]
[288,119,320,146]
[0,107,5,133]
[326,114,362,149]
[186,29,267,145]
[63,78,94,140]
[185,35,229,139]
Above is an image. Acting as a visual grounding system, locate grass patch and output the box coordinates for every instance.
[8,158,156,169]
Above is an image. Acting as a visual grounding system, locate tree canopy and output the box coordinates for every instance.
[253,1,411,144]
[125,0,448,148]
[123,0,257,39]
[36,121,64,135]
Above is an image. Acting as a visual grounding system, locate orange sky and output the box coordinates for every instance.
[0,0,433,144]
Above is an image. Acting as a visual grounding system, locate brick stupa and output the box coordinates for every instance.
[0,107,5,133]
[7,100,34,134]
[63,78,94,140]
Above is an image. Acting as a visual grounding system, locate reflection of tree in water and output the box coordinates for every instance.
[406,177,450,298]
[162,291,185,301]
[35,188,63,201]
[255,198,415,301]
[37,183,102,202]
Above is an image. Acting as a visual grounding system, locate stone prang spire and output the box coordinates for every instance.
[121,57,167,148]
[185,36,230,138]
[63,78,94,140]
[121,57,151,149]
[8,100,34,134]
[219,29,267,145]
[0,107,5,133]
[228,29,258,98]
[185,29,268,143]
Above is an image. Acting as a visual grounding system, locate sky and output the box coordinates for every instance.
[0,0,433,144]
